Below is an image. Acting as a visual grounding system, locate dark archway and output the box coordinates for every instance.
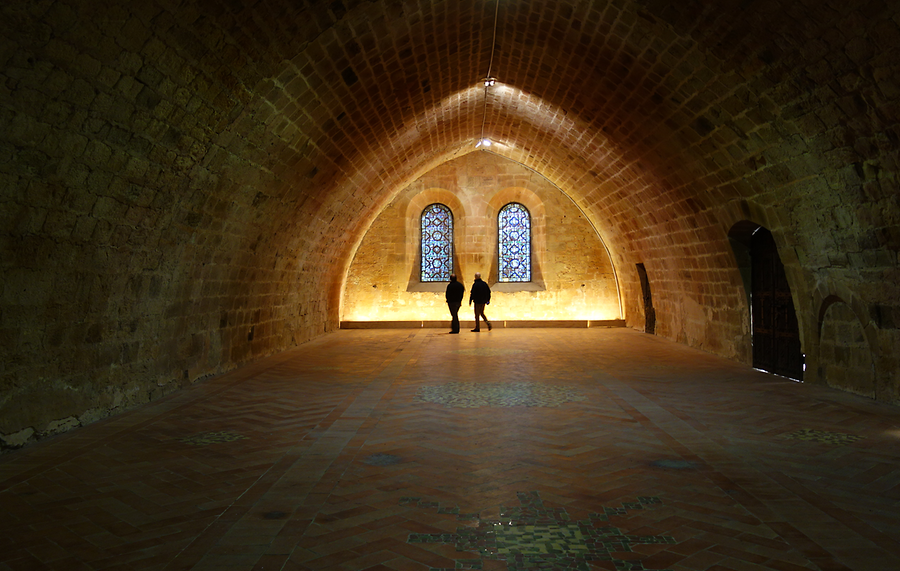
[751,228,804,380]
[729,222,803,380]
[636,263,655,334]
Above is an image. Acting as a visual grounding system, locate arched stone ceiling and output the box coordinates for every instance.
[236,0,863,310]
[197,0,898,363]
[246,0,754,292]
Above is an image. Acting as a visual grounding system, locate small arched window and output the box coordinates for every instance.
[498,202,531,282]
[420,203,453,281]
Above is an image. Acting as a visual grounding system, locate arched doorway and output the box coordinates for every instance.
[729,222,804,380]
[635,263,655,334]
[751,227,803,380]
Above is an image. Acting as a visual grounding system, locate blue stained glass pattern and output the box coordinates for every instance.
[498,203,531,282]
[421,204,453,281]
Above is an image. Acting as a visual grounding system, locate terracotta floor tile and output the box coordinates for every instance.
[675,549,729,569]
[382,557,430,571]
[1,329,899,570]
[640,550,688,569]
[709,544,770,564]
[354,565,394,571]
[251,554,290,571]
[804,558,854,571]
[669,536,717,556]
[763,559,822,571]
[340,552,396,571]
[300,549,362,570]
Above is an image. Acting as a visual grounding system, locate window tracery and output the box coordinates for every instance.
[420,203,453,281]
[498,202,531,282]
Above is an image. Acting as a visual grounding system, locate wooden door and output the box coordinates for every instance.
[751,228,803,380]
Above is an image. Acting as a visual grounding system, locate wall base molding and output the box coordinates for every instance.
[340,319,626,329]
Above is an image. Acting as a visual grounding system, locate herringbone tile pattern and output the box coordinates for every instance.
[1,329,899,570]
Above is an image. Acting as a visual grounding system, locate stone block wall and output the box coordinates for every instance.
[818,300,876,398]
[0,0,349,449]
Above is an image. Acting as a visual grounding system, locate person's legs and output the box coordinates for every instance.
[472,304,484,331]
[479,305,491,331]
[448,303,460,333]
[473,304,491,331]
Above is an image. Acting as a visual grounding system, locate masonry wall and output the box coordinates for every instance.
[0,0,344,450]
[342,152,620,322]
[819,300,876,398]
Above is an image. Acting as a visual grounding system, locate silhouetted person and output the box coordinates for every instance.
[469,272,492,332]
[445,274,465,334]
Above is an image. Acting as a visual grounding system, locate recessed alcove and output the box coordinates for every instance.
[341,152,621,323]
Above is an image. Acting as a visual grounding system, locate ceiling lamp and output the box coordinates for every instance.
[475,138,493,148]
[476,0,501,148]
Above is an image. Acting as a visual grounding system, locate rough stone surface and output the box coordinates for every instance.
[1,0,899,448]
[819,300,876,398]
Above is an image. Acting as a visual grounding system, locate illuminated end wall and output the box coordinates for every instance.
[341,152,621,322]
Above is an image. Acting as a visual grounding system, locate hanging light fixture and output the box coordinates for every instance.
[476,0,501,148]
[475,137,492,148]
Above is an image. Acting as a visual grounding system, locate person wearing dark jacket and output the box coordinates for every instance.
[445,274,465,334]
[468,272,492,332]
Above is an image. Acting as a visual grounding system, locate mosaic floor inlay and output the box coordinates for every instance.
[783,428,865,445]
[178,431,248,446]
[650,459,699,470]
[452,348,527,356]
[362,453,402,466]
[415,382,587,408]
[404,491,675,571]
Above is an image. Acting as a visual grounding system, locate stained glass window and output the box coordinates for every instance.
[421,203,453,281]
[498,202,531,282]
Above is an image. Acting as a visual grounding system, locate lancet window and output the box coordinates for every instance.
[420,203,453,281]
[498,202,531,282]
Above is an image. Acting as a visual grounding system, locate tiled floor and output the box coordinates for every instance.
[2,328,899,571]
